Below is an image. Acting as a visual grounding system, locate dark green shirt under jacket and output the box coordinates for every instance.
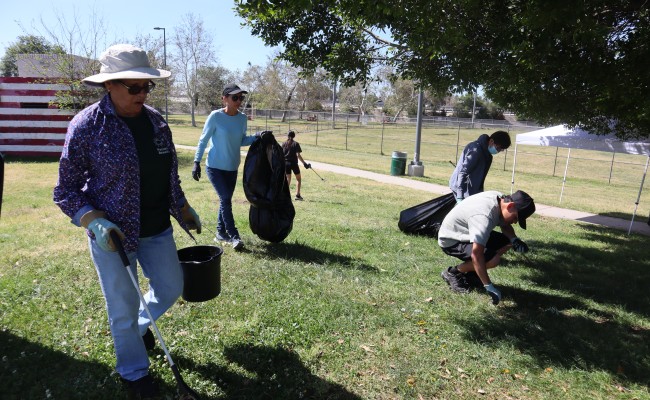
[121,112,172,237]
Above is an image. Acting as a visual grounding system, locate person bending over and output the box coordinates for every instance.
[438,190,535,304]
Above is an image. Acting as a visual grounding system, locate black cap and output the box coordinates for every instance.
[222,83,247,96]
[511,190,535,229]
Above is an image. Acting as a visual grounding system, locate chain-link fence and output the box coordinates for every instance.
[242,109,650,193]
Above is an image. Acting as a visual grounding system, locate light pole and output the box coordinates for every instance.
[153,27,168,122]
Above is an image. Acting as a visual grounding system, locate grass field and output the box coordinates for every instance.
[170,114,650,220]
[1,117,650,399]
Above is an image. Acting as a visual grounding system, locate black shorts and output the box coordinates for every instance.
[285,162,300,175]
[441,231,510,262]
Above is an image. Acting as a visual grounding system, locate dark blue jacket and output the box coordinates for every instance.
[449,134,493,199]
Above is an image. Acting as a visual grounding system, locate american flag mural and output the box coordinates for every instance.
[0,77,75,157]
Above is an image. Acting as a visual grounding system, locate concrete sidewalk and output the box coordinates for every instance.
[177,144,650,236]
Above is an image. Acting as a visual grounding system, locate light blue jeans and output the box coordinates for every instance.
[89,226,183,381]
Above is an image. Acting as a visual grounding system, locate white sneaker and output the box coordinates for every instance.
[214,233,232,243]
[231,238,244,251]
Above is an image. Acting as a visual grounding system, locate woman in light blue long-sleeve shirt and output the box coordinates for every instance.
[192,83,258,250]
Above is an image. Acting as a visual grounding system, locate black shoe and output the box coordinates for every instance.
[142,328,155,351]
[441,267,471,294]
[464,271,484,290]
[122,374,161,400]
[295,194,303,200]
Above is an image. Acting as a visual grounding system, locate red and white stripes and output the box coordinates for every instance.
[0,77,75,157]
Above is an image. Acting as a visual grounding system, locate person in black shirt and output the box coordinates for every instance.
[282,130,310,200]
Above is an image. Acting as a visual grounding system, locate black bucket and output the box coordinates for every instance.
[177,245,223,302]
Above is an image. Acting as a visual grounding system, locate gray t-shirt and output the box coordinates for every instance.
[438,191,503,248]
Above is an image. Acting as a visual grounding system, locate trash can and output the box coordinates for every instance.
[390,151,407,176]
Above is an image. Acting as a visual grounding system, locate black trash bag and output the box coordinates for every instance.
[243,132,295,242]
[398,193,456,238]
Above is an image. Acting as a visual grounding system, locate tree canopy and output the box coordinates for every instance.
[236,1,650,139]
[1,35,64,77]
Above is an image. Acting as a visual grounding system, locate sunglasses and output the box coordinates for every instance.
[230,94,245,102]
[116,80,156,95]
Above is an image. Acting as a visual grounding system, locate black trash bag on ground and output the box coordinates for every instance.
[398,193,456,238]
[243,132,295,242]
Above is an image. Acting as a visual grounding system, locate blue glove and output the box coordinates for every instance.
[181,204,202,234]
[484,283,501,305]
[511,237,529,253]
[87,218,124,252]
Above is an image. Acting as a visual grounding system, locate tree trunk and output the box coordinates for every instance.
[281,78,302,123]
[188,91,197,127]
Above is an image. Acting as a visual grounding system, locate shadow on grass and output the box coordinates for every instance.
[520,225,650,316]
[458,286,650,385]
[596,210,649,222]
[260,241,378,273]
[176,343,361,399]
[458,224,650,386]
[0,330,129,399]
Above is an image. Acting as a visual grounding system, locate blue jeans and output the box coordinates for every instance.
[206,167,240,239]
[89,227,183,381]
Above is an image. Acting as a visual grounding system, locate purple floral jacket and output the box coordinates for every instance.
[53,94,192,252]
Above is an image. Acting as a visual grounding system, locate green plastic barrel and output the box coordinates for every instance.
[390,151,407,176]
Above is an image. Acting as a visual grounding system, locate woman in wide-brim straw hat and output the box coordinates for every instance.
[53,44,201,398]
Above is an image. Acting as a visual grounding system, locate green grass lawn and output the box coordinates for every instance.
[2,128,650,399]
[171,113,650,220]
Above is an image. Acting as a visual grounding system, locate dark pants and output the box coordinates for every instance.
[441,231,510,263]
[206,167,240,239]
[285,162,300,175]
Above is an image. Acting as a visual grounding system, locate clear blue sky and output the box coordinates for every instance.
[0,0,279,72]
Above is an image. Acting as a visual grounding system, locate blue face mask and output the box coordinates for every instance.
[488,145,498,155]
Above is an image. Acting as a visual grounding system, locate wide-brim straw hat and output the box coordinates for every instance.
[82,44,170,87]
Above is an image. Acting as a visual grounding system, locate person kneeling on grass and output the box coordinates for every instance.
[437,190,536,304]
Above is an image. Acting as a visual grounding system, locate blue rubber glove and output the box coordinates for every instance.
[87,218,124,252]
[181,203,202,234]
[511,237,529,253]
[484,283,501,305]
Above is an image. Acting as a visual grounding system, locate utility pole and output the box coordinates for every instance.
[153,27,168,122]
[408,88,425,176]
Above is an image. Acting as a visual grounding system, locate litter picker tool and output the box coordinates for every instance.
[309,166,325,181]
[110,231,201,400]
